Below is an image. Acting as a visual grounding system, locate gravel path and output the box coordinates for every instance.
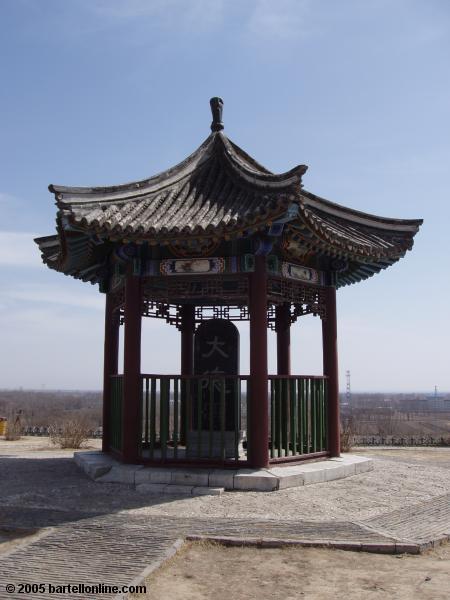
[126,448,450,521]
[131,453,450,522]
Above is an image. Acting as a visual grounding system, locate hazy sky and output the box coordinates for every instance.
[0,0,449,392]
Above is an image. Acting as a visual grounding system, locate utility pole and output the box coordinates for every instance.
[346,370,351,404]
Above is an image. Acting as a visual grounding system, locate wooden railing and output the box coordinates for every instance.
[108,374,328,464]
[140,374,249,464]
[269,376,328,461]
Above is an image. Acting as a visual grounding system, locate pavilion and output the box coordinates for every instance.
[35,98,422,469]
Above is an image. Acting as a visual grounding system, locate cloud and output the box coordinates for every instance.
[246,0,313,40]
[0,193,24,219]
[86,0,224,33]
[0,232,41,268]
[0,193,15,205]
[0,283,103,311]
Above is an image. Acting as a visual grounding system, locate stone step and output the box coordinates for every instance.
[136,467,211,487]
[135,483,224,497]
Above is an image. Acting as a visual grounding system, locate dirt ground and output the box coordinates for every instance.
[0,436,101,454]
[134,541,450,600]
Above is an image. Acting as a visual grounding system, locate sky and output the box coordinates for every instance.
[0,0,449,392]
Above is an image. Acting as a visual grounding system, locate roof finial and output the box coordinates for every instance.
[210,97,224,132]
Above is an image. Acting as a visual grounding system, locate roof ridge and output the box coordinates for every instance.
[50,134,216,202]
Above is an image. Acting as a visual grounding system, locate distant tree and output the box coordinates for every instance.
[375,412,401,436]
[3,412,22,441]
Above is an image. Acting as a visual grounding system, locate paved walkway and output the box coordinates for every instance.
[1,444,450,599]
[363,493,450,544]
[2,493,450,600]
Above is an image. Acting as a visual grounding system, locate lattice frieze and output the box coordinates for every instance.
[266,302,325,330]
[142,301,182,328]
[121,299,325,328]
[267,276,326,321]
[195,305,249,322]
[137,301,251,329]
[119,275,326,327]
[267,304,276,331]
[142,275,249,304]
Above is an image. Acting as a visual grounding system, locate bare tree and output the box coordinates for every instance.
[48,418,90,449]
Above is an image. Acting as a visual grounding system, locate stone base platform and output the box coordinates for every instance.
[74,452,373,494]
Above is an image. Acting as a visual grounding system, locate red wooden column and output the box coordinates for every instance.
[275,303,291,375]
[180,304,195,443]
[122,271,142,463]
[322,286,340,457]
[248,255,269,468]
[102,291,120,452]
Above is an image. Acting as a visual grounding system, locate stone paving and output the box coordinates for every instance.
[363,493,450,544]
[1,444,450,599]
[1,495,450,600]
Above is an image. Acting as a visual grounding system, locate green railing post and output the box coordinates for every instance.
[208,378,214,459]
[289,378,297,456]
[173,377,179,459]
[306,378,312,453]
[160,377,169,460]
[297,378,303,454]
[319,380,324,451]
[234,378,240,462]
[303,378,309,454]
[312,379,318,452]
[270,379,275,459]
[281,378,289,457]
[144,376,149,446]
[276,379,282,457]
[322,379,328,450]
[220,379,226,462]
[185,378,191,452]
[149,377,156,460]
[197,379,202,458]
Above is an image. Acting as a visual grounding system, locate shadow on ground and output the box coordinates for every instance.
[0,455,185,530]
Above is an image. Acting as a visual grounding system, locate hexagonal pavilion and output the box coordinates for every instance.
[35,99,422,468]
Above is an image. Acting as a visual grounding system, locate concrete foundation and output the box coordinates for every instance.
[74,451,373,494]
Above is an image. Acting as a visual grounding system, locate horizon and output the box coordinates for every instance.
[1,387,449,396]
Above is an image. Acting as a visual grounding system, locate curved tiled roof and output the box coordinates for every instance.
[298,190,421,260]
[35,100,422,288]
[50,133,307,241]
